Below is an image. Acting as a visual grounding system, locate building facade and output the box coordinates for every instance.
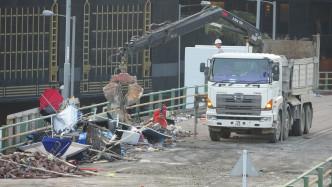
[0,0,179,124]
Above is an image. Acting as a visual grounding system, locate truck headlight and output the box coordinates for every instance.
[207,115,217,120]
[206,98,213,108]
[265,99,273,110]
[260,117,271,122]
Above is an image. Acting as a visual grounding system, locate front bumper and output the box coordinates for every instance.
[205,111,275,129]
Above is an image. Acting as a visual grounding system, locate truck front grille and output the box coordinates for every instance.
[216,94,261,115]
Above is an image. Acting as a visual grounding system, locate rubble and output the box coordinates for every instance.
[0,152,90,179]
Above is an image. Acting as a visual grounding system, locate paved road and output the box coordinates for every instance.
[2,94,332,187]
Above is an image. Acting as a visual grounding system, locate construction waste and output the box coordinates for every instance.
[1,91,193,179]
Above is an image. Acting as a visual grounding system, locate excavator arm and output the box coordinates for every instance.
[119,5,262,59]
[104,5,262,122]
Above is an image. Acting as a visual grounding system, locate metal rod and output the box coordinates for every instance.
[272,1,276,40]
[194,96,198,139]
[63,0,71,100]
[256,0,261,29]
[178,5,182,110]
[70,16,76,97]
[317,167,323,187]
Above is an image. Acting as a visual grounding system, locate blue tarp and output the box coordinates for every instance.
[42,137,72,157]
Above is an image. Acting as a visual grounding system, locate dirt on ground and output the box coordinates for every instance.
[2,94,332,187]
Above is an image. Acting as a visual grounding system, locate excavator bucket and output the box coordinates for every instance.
[103,73,143,108]
[103,81,121,108]
[125,83,144,106]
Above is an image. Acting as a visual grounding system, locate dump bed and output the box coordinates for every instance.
[288,58,315,95]
[254,35,319,94]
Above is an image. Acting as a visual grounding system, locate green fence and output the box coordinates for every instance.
[318,72,332,90]
[0,85,206,153]
[284,156,332,187]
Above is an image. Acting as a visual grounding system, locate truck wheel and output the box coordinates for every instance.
[209,131,221,141]
[269,112,281,143]
[292,106,305,136]
[283,109,291,140]
[304,105,312,134]
[221,128,231,139]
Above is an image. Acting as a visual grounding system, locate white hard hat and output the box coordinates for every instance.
[215,39,222,44]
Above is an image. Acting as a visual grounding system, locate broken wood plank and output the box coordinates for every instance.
[90,148,137,161]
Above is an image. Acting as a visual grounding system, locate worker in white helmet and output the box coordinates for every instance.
[215,39,224,53]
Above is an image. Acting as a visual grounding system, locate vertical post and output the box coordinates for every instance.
[1,127,6,154]
[20,122,27,143]
[91,106,96,120]
[256,0,261,29]
[325,73,328,90]
[171,90,175,111]
[316,34,320,90]
[195,85,199,94]
[135,100,140,120]
[158,92,162,109]
[107,103,111,111]
[70,16,76,97]
[178,5,182,110]
[243,150,247,187]
[182,88,187,110]
[149,94,153,117]
[303,176,309,187]
[194,96,198,139]
[317,167,323,187]
[38,118,44,128]
[0,128,3,152]
[63,0,72,100]
[272,1,276,40]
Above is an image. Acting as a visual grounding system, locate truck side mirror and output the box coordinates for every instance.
[272,64,279,74]
[200,63,206,72]
[272,64,279,81]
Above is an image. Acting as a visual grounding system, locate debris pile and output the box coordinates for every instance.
[0,152,89,179]
[1,87,195,179]
[166,125,190,137]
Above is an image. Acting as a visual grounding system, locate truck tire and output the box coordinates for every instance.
[221,128,231,139]
[209,131,221,141]
[304,105,312,134]
[292,106,305,136]
[269,112,281,143]
[283,109,291,140]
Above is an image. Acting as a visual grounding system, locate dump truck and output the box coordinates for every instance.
[200,37,319,142]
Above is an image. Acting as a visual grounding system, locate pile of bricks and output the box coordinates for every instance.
[0,151,89,179]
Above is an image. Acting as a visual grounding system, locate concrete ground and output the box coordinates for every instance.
[2,94,332,187]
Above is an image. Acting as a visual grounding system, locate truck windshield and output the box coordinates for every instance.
[210,58,270,84]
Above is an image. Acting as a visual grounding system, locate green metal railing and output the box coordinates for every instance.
[284,156,332,187]
[318,72,332,90]
[0,85,206,153]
